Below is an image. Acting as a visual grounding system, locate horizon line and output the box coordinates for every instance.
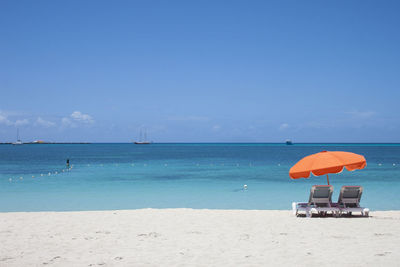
[1,142,400,145]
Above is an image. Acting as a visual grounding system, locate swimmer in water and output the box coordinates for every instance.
[66,159,70,168]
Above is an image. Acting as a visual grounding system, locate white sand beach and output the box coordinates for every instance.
[1,209,399,266]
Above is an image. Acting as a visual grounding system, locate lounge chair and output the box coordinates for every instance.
[335,186,369,217]
[292,185,340,217]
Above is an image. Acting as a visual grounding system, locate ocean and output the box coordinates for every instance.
[0,143,399,212]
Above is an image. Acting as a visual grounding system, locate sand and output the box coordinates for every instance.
[0,209,399,266]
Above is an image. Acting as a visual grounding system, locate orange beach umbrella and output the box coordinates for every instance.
[289,151,366,185]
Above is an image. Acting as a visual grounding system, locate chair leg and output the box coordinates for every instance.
[363,208,370,217]
[292,202,297,216]
[306,209,311,218]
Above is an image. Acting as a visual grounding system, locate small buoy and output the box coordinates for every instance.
[243,184,248,190]
[55,171,58,174]
[62,170,65,172]
[9,178,12,182]
[48,173,51,176]
[41,174,44,176]
[378,163,382,166]
[19,177,23,180]
[393,163,396,166]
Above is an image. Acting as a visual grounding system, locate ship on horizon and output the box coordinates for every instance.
[134,129,152,144]
[12,128,23,145]
[285,139,293,145]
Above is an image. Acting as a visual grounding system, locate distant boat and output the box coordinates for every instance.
[12,128,23,145]
[285,139,293,145]
[134,141,151,144]
[134,129,151,144]
[32,140,46,144]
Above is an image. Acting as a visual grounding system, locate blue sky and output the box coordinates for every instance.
[1,0,399,142]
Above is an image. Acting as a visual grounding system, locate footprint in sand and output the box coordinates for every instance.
[375,252,391,256]
[42,256,61,265]
[95,231,111,234]
[374,233,392,237]
[138,232,160,238]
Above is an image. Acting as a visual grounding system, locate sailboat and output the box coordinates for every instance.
[134,129,151,144]
[12,128,23,145]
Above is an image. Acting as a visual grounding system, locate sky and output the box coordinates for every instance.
[1,0,399,142]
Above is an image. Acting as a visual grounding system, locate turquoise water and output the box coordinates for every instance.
[0,143,399,212]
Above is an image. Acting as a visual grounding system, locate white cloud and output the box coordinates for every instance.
[0,113,13,126]
[0,111,29,126]
[36,117,56,127]
[279,123,290,131]
[15,119,29,126]
[70,111,94,124]
[61,111,94,128]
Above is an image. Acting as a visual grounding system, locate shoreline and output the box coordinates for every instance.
[1,209,399,266]
[1,208,399,213]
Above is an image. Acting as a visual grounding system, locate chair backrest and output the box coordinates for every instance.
[308,185,333,207]
[337,186,363,208]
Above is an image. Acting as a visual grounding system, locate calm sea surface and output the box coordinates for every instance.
[0,143,399,212]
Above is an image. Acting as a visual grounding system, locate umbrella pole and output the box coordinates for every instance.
[326,174,330,185]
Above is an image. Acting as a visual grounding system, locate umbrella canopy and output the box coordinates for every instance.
[289,151,366,184]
